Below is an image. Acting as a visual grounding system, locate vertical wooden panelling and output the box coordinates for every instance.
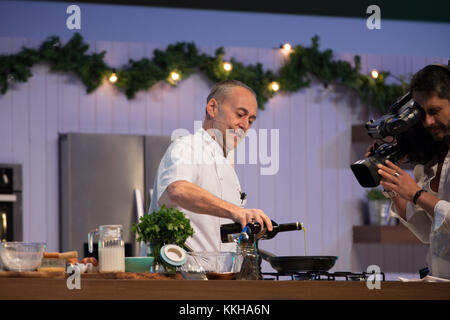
[110,41,131,134]
[160,82,179,136]
[289,89,308,258]
[45,60,60,252]
[60,67,80,134]
[145,43,165,136]
[127,41,147,135]
[79,40,98,133]
[177,75,197,132]
[195,45,215,124]
[0,36,444,275]
[304,85,324,255]
[321,84,339,257]
[332,52,354,271]
[267,47,294,256]
[28,85,46,241]
[95,41,114,133]
[0,37,13,164]
[11,38,32,242]
[28,41,47,243]
[270,91,292,256]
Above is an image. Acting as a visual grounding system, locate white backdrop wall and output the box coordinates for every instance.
[0,36,445,278]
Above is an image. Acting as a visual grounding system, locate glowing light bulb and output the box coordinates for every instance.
[109,72,118,83]
[282,43,292,52]
[223,62,232,71]
[371,69,379,79]
[270,81,280,92]
[170,71,180,82]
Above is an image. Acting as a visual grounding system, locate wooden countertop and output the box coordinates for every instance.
[1,277,449,300]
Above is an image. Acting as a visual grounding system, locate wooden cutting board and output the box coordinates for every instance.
[0,270,183,280]
[0,271,66,279]
[81,272,183,280]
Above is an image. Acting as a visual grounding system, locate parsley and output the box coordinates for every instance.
[131,205,194,266]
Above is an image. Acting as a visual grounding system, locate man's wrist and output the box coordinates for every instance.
[413,188,426,205]
[225,204,242,221]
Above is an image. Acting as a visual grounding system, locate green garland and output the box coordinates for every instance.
[0,33,408,113]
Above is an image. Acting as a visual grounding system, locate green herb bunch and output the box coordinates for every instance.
[131,205,194,267]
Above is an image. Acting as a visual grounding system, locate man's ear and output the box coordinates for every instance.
[206,98,218,119]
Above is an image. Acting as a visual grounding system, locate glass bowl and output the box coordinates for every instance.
[0,242,46,272]
[181,251,242,280]
[37,258,67,272]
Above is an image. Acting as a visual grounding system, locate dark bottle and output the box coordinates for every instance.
[258,221,303,240]
[220,220,303,243]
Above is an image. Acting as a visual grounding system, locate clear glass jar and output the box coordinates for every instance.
[236,242,261,280]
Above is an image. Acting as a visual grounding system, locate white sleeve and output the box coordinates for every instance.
[434,200,450,233]
[155,138,198,207]
[389,201,432,244]
[388,164,432,243]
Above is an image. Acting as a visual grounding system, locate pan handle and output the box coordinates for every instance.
[258,249,276,261]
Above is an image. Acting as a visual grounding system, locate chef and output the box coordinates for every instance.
[149,80,273,252]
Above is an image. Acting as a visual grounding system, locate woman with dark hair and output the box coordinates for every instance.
[377,64,450,279]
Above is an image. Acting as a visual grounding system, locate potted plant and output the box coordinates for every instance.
[131,205,194,271]
[366,188,393,225]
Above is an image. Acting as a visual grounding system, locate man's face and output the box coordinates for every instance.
[208,86,258,150]
[413,91,450,141]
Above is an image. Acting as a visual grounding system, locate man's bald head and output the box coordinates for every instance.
[206,80,257,110]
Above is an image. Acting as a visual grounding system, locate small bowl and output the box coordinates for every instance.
[181,251,242,280]
[0,242,46,272]
[125,257,155,273]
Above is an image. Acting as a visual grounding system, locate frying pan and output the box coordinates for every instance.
[259,249,338,273]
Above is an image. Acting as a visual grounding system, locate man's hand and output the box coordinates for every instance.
[378,160,421,202]
[364,141,380,157]
[230,208,273,231]
[365,142,408,164]
[161,180,274,231]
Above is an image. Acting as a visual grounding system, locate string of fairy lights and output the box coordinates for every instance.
[106,43,383,93]
[0,33,407,112]
[107,42,292,94]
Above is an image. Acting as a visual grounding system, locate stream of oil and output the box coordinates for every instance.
[302,223,307,256]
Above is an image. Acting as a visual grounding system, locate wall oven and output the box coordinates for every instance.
[0,164,23,242]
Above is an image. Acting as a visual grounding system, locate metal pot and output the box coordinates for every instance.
[368,200,394,225]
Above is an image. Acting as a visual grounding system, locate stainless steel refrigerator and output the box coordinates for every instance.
[59,133,171,257]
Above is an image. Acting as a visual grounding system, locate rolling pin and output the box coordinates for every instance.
[43,251,78,259]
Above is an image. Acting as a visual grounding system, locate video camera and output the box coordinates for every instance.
[350,91,425,187]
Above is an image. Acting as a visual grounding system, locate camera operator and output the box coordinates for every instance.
[366,65,450,279]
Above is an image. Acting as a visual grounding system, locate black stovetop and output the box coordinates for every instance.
[262,270,386,281]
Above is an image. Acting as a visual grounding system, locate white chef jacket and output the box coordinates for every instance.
[389,149,450,279]
[149,127,242,252]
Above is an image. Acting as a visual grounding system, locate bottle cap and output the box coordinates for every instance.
[159,244,187,267]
